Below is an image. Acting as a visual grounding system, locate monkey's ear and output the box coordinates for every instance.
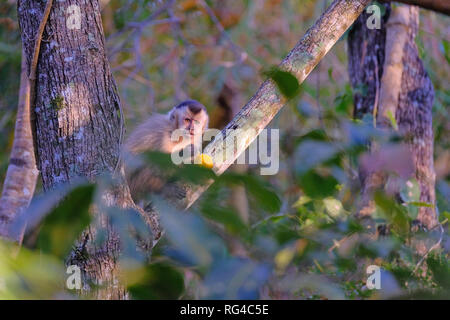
[202,115,209,132]
[169,108,177,124]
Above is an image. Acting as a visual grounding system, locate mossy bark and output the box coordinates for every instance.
[17,0,158,299]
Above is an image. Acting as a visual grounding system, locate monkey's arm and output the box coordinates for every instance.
[126,166,166,201]
[126,164,187,205]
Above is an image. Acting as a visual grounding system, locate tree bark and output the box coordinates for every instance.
[0,50,39,237]
[348,3,437,229]
[17,0,158,299]
[18,0,122,188]
[348,3,391,220]
[395,6,436,229]
[382,0,450,16]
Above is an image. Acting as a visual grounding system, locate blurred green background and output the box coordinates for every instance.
[0,0,448,299]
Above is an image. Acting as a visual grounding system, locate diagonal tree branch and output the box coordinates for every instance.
[177,0,372,209]
[382,0,450,16]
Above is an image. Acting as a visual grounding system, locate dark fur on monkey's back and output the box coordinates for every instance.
[123,100,208,203]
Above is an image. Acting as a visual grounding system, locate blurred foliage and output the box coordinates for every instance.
[264,66,301,99]
[0,0,449,299]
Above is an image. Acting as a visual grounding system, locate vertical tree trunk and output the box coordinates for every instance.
[348,3,437,229]
[394,6,436,229]
[18,0,121,188]
[348,3,391,120]
[17,0,157,299]
[348,3,391,219]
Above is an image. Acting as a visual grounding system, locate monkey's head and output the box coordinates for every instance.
[169,100,209,145]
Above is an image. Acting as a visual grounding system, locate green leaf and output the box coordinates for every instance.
[408,201,433,208]
[36,184,94,259]
[296,129,328,142]
[297,170,339,198]
[386,110,398,130]
[0,242,65,299]
[335,84,356,115]
[127,262,185,300]
[201,258,270,299]
[201,205,247,235]
[155,199,227,268]
[441,39,450,64]
[327,67,334,82]
[252,215,299,245]
[218,173,281,213]
[400,178,421,219]
[374,192,410,238]
[426,254,450,289]
[264,66,300,99]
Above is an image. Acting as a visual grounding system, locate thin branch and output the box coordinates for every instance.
[29,0,53,81]
[413,222,445,274]
[167,6,192,101]
[29,0,54,155]
[198,0,260,69]
[382,0,450,16]
[107,0,176,58]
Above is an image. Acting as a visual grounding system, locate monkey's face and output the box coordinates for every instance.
[170,101,209,145]
[181,110,207,135]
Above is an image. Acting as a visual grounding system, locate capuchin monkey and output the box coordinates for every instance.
[124,100,209,205]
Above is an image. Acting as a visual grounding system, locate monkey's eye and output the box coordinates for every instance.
[184,118,191,123]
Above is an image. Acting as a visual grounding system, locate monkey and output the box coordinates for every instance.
[123,100,209,205]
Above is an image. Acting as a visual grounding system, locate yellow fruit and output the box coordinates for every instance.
[196,153,213,169]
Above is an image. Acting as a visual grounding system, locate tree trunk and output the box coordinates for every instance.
[348,3,437,229]
[395,6,436,229]
[17,0,158,299]
[18,0,122,188]
[348,3,391,219]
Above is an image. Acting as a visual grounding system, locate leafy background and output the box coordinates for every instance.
[0,0,449,299]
